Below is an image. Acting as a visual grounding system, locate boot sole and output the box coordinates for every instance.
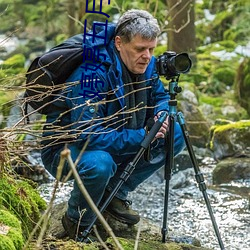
[105,210,140,225]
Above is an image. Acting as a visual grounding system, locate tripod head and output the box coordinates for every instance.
[168,76,182,100]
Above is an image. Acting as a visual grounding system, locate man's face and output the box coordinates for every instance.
[115,35,157,74]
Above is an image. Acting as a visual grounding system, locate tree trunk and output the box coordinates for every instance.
[78,1,86,21]
[67,0,77,36]
[167,0,196,62]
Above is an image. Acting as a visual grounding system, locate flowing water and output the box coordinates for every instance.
[38,156,250,250]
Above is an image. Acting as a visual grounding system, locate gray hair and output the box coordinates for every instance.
[115,9,160,43]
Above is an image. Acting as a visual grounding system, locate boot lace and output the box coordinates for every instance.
[123,200,132,209]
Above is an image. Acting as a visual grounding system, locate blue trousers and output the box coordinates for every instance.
[41,123,185,226]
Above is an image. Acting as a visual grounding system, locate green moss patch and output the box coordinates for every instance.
[0,209,24,250]
[106,237,209,250]
[0,175,47,239]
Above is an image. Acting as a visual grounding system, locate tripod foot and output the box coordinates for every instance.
[161,227,168,243]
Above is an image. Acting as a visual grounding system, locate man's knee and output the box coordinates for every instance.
[77,150,117,181]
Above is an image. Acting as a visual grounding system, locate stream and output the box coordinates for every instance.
[38,155,250,250]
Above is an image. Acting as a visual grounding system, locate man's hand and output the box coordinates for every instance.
[154,111,169,139]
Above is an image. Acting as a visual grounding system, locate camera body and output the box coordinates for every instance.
[156,51,192,79]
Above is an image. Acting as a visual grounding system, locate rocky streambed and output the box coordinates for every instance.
[38,155,250,250]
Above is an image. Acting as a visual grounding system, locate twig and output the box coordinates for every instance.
[68,14,85,28]
[93,225,110,250]
[134,220,142,250]
[61,148,124,250]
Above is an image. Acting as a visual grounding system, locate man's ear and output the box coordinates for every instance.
[115,36,122,51]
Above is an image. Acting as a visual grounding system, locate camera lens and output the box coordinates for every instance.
[174,53,192,73]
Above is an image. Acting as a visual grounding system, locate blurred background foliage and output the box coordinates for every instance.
[0,0,250,122]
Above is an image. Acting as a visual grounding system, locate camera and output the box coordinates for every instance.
[156,51,192,79]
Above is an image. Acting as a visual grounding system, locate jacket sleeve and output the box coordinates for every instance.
[66,66,146,156]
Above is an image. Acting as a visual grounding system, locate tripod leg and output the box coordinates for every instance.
[162,114,175,243]
[81,112,168,240]
[177,112,225,250]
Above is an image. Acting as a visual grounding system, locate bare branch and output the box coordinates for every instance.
[63,148,124,250]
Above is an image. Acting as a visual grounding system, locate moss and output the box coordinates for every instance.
[1,54,25,69]
[213,120,250,133]
[0,209,24,249]
[106,237,208,250]
[0,175,47,239]
[208,10,234,42]
[55,34,69,45]
[217,40,237,51]
[0,54,26,86]
[7,228,24,249]
[235,57,250,115]
[154,45,167,57]
[213,67,235,86]
[199,95,224,107]
[199,91,248,122]
[0,235,16,250]
[0,209,21,229]
[0,91,17,109]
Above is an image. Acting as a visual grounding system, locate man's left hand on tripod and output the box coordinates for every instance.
[154,111,169,139]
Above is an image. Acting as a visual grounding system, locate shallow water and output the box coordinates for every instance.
[129,158,250,250]
[38,157,250,250]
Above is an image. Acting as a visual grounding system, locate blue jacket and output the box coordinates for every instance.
[45,22,170,156]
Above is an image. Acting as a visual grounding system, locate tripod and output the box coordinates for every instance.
[162,77,225,249]
[82,77,225,250]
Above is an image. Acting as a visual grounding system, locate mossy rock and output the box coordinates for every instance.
[0,174,47,239]
[208,10,234,42]
[43,202,211,250]
[0,209,24,250]
[106,237,210,250]
[209,120,250,160]
[199,92,248,122]
[213,67,235,86]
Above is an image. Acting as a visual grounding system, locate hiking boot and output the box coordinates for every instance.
[105,196,140,225]
[61,213,97,243]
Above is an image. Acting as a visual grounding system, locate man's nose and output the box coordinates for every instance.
[142,49,151,59]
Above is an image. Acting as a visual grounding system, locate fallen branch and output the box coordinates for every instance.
[62,148,124,250]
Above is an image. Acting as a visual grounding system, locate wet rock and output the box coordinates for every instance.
[179,100,211,148]
[213,157,250,184]
[170,168,193,189]
[12,150,51,183]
